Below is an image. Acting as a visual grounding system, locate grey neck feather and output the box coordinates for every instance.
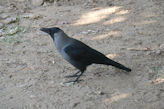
[53,31,71,52]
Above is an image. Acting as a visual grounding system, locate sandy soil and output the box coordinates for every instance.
[0,0,164,109]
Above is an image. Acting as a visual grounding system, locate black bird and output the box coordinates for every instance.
[40,27,131,83]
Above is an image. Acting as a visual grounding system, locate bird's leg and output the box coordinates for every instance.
[73,71,84,82]
[65,70,80,78]
[64,71,84,83]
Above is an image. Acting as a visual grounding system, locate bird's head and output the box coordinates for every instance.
[40,27,61,40]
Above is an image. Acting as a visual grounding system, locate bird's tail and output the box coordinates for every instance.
[103,59,131,72]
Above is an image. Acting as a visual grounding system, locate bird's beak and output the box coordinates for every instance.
[40,28,50,34]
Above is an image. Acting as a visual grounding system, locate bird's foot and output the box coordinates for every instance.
[65,74,78,78]
[63,79,80,84]
[64,74,82,84]
[65,70,81,78]
[63,71,84,84]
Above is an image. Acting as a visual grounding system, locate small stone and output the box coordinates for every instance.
[9,75,13,78]
[60,82,74,86]
[61,21,69,24]
[49,81,54,84]
[107,1,113,6]
[0,36,5,40]
[0,23,4,29]
[159,44,164,50]
[0,29,4,36]
[43,2,49,7]
[7,27,19,35]
[3,17,17,24]
[31,0,44,7]
[10,96,13,99]
[54,1,60,6]
[30,95,36,98]
[70,102,80,108]
[22,13,40,19]
[97,91,105,95]
[155,50,161,55]
[0,13,9,19]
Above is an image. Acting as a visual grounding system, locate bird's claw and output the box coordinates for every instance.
[63,81,76,84]
[64,79,79,83]
[65,70,81,78]
[64,76,82,84]
[64,71,83,84]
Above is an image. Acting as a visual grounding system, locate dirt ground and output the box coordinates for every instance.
[0,0,164,109]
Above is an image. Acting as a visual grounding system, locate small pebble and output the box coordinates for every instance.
[60,82,74,87]
[0,23,4,29]
[31,0,44,7]
[7,27,19,35]
[30,95,36,98]
[9,75,13,78]
[97,91,105,95]
[3,17,17,24]
[0,29,3,36]
[155,50,161,55]
[49,80,54,84]
[22,13,40,19]
[159,44,164,50]
[10,96,13,99]
[70,102,80,108]
[61,21,69,24]
[0,13,9,19]
[0,36,5,40]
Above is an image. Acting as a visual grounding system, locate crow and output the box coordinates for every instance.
[40,27,131,83]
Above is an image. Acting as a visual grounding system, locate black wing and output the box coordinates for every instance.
[64,44,88,59]
[63,40,108,65]
[63,43,95,65]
